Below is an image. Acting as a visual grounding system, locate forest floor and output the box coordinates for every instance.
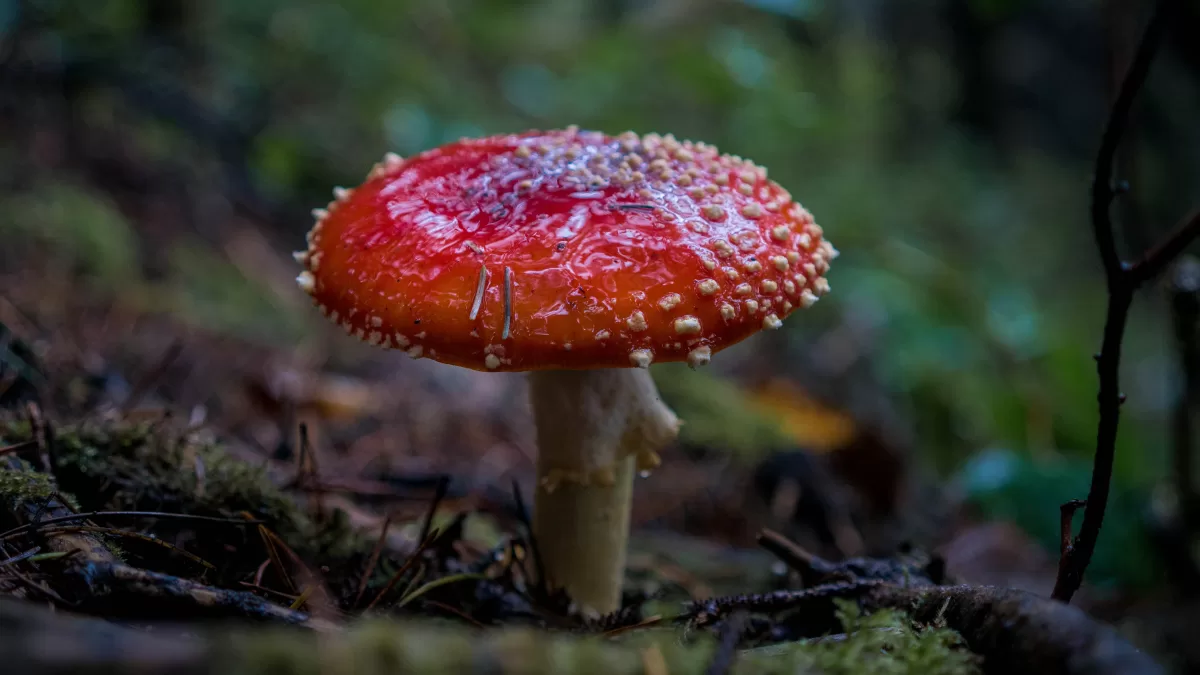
[0,236,1181,674]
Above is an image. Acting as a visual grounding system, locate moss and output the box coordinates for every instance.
[219,620,711,675]
[208,600,978,675]
[50,421,298,526]
[738,600,980,674]
[0,463,60,506]
[0,417,382,589]
[0,453,83,513]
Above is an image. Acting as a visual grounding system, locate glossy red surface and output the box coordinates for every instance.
[298,128,835,372]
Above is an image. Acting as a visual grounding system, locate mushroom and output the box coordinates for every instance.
[295,128,836,614]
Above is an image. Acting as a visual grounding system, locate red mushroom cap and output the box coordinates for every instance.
[296,128,835,372]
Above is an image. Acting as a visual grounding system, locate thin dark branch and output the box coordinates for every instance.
[1089,0,1176,282]
[1131,210,1200,285]
[1053,0,1194,603]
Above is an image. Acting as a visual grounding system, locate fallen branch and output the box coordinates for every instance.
[755,531,1162,674]
[867,585,1163,675]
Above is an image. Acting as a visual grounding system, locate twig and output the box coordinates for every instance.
[3,559,74,606]
[237,581,300,604]
[1052,0,1199,603]
[599,615,663,638]
[1058,500,1087,558]
[0,546,39,568]
[511,479,547,598]
[704,612,748,675]
[0,441,35,457]
[257,525,297,594]
[1170,258,1200,520]
[365,531,438,612]
[85,562,322,627]
[293,423,325,517]
[353,514,393,609]
[295,423,313,486]
[680,580,886,628]
[469,264,489,321]
[418,475,450,545]
[289,586,316,610]
[0,510,261,542]
[756,529,837,587]
[255,525,337,617]
[25,402,52,474]
[394,573,485,610]
[425,600,486,628]
[502,266,513,340]
[43,525,215,571]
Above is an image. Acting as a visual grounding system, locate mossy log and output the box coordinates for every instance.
[1,597,712,675]
[866,584,1163,675]
[0,584,1164,675]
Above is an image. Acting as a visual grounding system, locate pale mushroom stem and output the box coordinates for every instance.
[527,367,680,615]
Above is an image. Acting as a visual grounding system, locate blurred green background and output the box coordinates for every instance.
[2,0,1199,594]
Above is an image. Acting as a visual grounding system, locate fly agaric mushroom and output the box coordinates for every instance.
[295,128,835,614]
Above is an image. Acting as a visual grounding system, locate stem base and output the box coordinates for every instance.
[528,368,678,615]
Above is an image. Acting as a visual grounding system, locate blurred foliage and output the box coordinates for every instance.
[654,363,794,460]
[654,366,858,462]
[0,182,307,344]
[3,0,1196,588]
[0,182,139,286]
[8,0,1174,469]
[157,240,310,344]
[959,448,1159,589]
